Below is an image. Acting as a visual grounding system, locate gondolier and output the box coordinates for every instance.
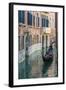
[42,44,53,62]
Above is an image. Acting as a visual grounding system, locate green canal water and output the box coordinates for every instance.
[18,50,58,79]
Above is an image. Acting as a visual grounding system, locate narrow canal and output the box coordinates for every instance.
[18,48,58,79]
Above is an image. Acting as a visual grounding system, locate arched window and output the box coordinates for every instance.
[18,35,24,51]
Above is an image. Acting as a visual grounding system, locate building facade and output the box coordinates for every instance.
[18,11,57,63]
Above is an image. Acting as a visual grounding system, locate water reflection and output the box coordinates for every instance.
[42,60,53,77]
[18,50,58,79]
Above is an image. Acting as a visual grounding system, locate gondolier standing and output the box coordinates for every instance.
[42,44,53,62]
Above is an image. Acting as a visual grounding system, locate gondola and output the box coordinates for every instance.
[42,45,53,62]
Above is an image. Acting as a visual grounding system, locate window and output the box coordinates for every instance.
[33,15,35,26]
[41,16,49,27]
[27,11,32,25]
[37,17,39,27]
[46,18,49,27]
[18,35,24,51]
[42,18,45,27]
[18,11,25,24]
[36,13,39,27]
